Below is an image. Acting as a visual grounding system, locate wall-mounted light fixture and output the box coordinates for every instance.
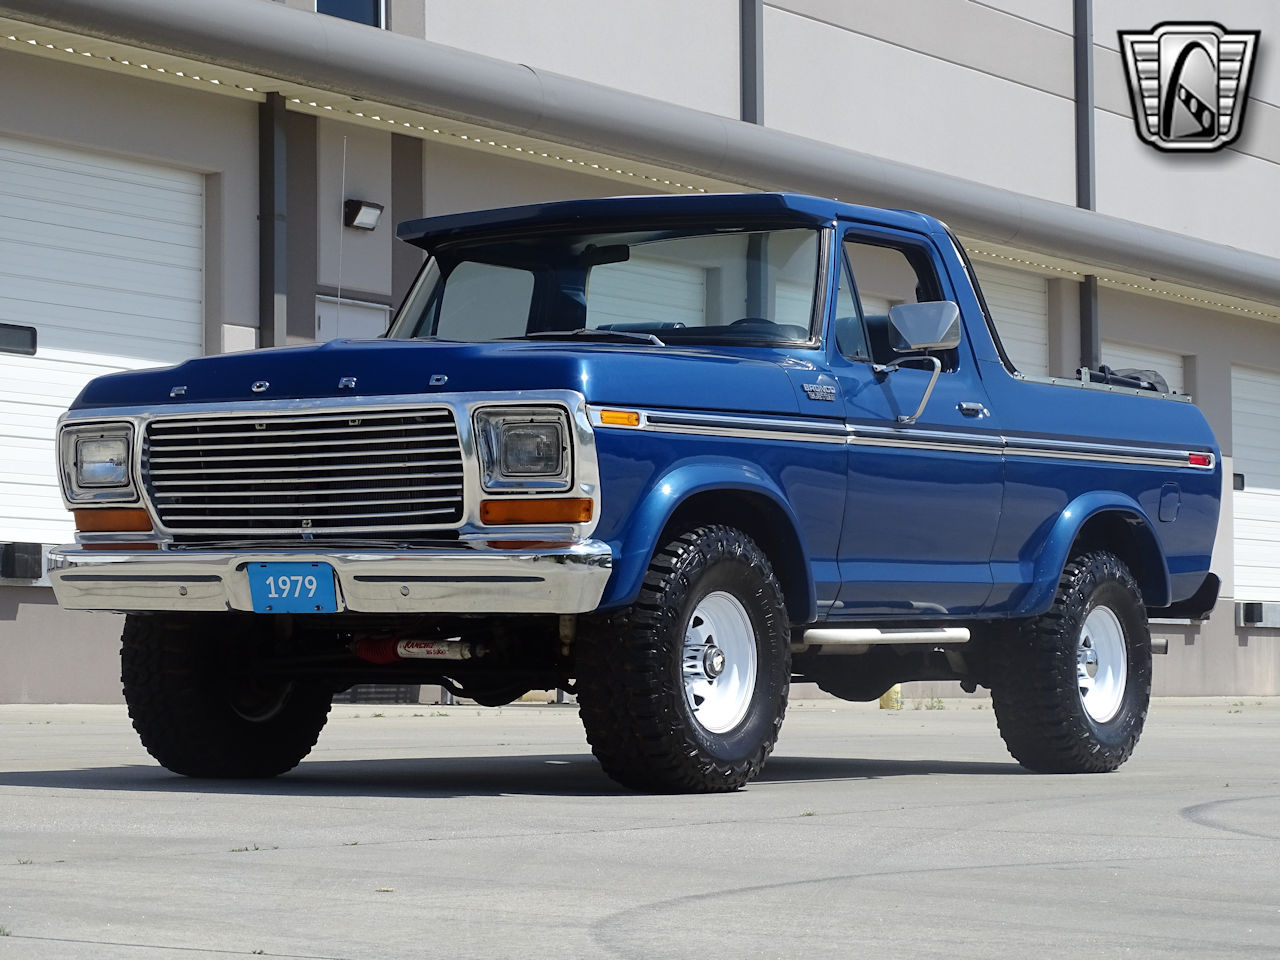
[0,322,36,356]
[342,198,384,230]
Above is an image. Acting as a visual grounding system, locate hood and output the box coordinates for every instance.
[70,337,810,415]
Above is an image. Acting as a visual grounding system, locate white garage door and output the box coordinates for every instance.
[586,256,706,329]
[973,263,1049,378]
[0,135,204,546]
[316,296,391,341]
[1232,365,1280,603]
[1102,341,1185,395]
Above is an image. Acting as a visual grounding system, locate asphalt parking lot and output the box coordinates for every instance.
[1,697,1278,959]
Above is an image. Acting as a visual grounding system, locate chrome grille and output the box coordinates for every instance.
[144,409,464,538]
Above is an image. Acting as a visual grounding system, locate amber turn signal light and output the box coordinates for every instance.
[598,409,641,427]
[480,498,593,525]
[74,508,154,533]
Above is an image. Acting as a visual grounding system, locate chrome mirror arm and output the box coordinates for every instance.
[882,354,941,425]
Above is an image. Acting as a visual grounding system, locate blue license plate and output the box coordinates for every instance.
[247,562,338,613]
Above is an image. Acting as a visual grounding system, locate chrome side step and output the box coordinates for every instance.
[795,626,1167,654]
[796,626,971,654]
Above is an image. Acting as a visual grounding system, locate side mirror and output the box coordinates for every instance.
[875,301,962,426]
[887,300,961,353]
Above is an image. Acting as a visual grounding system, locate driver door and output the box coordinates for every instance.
[829,227,1004,618]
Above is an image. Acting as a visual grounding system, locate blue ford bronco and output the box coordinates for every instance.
[50,194,1221,792]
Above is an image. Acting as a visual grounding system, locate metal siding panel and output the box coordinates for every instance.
[1231,364,1280,602]
[0,135,204,546]
[973,263,1048,377]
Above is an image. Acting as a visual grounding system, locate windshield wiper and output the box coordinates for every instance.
[512,329,666,346]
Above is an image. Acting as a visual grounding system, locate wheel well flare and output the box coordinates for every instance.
[1071,511,1168,608]
[663,491,811,623]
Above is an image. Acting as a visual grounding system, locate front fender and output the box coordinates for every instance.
[597,457,815,616]
[1013,491,1170,617]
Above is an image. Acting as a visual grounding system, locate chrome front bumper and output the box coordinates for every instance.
[48,541,613,615]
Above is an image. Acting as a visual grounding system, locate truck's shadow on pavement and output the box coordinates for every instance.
[0,753,1023,799]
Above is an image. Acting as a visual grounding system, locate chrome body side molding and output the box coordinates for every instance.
[589,405,1216,470]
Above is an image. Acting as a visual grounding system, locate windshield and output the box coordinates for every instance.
[388,227,823,345]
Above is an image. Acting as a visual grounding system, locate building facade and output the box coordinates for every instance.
[0,0,1277,701]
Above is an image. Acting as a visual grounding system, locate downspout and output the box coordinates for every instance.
[740,0,764,126]
[741,1,769,311]
[1074,0,1100,372]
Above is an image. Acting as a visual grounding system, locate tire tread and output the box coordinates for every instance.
[989,551,1151,773]
[122,614,331,778]
[576,525,789,793]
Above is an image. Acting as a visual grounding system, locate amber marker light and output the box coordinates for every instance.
[74,508,154,533]
[599,409,641,427]
[480,498,593,525]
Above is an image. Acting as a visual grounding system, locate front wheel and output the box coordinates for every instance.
[990,551,1152,773]
[121,614,332,778]
[576,525,790,793]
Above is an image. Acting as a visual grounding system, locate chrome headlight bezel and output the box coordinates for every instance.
[59,422,139,504]
[473,406,573,493]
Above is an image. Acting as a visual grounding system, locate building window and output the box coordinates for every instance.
[316,0,383,28]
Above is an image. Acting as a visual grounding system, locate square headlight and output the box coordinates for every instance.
[59,423,137,503]
[474,407,572,492]
[76,437,130,487]
[500,422,565,477]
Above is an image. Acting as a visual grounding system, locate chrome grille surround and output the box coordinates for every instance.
[143,407,465,539]
[57,390,602,550]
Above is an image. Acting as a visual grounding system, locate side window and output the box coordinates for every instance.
[843,237,957,372]
[317,0,383,28]
[832,253,870,361]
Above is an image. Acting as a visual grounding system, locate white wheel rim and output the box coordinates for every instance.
[1078,605,1127,723]
[681,591,758,734]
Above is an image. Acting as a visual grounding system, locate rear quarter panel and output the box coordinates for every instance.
[981,359,1221,615]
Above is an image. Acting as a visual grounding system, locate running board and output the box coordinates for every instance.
[796,626,971,654]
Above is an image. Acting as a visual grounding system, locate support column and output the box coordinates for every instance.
[1079,274,1100,371]
[287,111,318,341]
[391,132,425,307]
[258,92,288,348]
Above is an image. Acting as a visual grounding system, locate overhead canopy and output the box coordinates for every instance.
[2,0,1278,309]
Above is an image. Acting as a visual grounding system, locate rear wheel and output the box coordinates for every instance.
[576,525,790,793]
[990,551,1151,773]
[121,614,331,778]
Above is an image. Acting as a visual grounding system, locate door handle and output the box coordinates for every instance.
[957,401,989,418]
